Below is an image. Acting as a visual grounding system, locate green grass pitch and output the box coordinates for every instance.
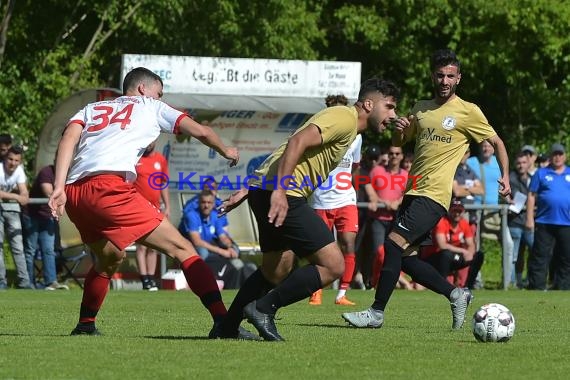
[0,289,568,379]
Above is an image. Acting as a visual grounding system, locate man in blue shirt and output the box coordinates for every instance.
[181,178,228,230]
[467,140,514,286]
[180,189,252,289]
[526,143,570,290]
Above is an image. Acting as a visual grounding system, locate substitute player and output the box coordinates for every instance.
[308,134,362,306]
[133,140,169,291]
[49,67,251,339]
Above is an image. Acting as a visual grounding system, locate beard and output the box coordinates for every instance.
[367,115,381,131]
[436,82,458,100]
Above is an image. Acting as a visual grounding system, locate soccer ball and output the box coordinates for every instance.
[472,303,515,342]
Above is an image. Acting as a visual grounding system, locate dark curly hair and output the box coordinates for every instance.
[430,49,461,72]
[324,94,349,107]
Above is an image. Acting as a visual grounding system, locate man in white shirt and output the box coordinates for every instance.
[309,134,362,305]
[48,67,250,339]
[0,146,31,289]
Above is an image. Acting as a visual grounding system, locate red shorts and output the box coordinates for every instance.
[314,205,358,233]
[65,175,164,250]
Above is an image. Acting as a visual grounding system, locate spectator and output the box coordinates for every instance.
[508,152,534,288]
[400,151,414,172]
[420,199,484,289]
[368,145,407,287]
[537,153,550,168]
[0,133,12,161]
[467,140,514,286]
[526,143,570,290]
[182,178,228,230]
[354,145,381,288]
[453,147,484,224]
[521,145,538,176]
[23,164,69,290]
[378,149,389,167]
[0,146,31,289]
[133,140,170,291]
[180,190,255,289]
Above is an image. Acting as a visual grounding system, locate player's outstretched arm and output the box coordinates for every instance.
[218,188,249,216]
[178,116,239,167]
[49,122,82,217]
[487,134,511,198]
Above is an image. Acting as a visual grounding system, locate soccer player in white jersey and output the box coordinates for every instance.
[308,134,362,306]
[48,67,256,339]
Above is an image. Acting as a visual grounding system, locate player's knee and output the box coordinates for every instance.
[331,261,345,279]
[387,231,409,250]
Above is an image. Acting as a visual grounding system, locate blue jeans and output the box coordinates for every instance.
[0,210,30,288]
[23,214,57,286]
[195,246,210,260]
[509,225,534,284]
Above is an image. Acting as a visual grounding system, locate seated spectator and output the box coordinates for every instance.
[179,190,255,289]
[453,147,484,225]
[420,199,484,289]
[182,178,228,230]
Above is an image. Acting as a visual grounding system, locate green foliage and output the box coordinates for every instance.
[0,290,569,379]
[2,0,570,171]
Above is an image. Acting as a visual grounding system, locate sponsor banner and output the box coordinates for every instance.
[121,54,361,98]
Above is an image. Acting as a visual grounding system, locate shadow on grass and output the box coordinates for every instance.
[0,332,73,337]
[145,335,209,340]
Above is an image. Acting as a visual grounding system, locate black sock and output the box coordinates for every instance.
[402,255,455,298]
[466,251,484,289]
[256,265,322,314]
[222,269,274,332]
[372,239,403,311]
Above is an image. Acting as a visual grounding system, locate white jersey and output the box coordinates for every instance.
[0,164,26,212]
[66,96,184,183]
[309,134,362,209]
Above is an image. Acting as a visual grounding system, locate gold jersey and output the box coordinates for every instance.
[404,96,496,208]
[252,106,358,198]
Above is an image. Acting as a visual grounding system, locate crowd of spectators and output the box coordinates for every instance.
[3,125,569,292]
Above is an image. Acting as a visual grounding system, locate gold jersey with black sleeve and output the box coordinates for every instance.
[404,96,496,209]
[252,105,358,198]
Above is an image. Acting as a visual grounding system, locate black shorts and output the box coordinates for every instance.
[391,195,447,246]
[248,188,335,258]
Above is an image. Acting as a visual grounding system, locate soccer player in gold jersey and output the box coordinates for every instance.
[342,49,511,330]
[214,79,401,341]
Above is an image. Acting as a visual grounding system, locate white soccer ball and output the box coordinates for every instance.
[472,303,515,342]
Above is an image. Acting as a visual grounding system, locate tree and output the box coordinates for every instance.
[2,0,570,173]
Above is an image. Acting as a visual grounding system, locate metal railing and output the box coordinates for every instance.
[21,198,513,289]
[357,201,512,290]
